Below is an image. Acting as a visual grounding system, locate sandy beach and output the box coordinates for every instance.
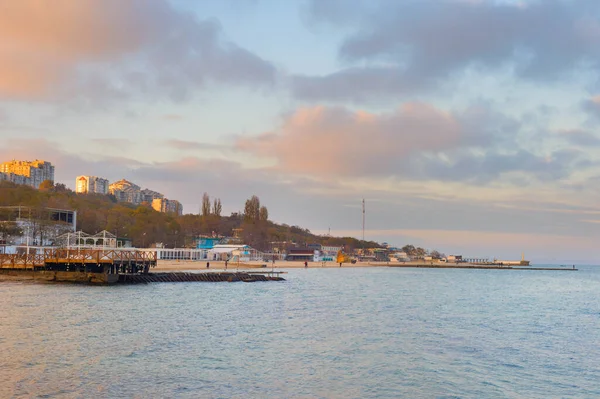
[153,259,389,271]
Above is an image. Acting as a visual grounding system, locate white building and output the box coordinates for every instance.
[0,160,54,188]
[152,198,183,215]
[141,189,164,203]
[109,179,142,205]
[75,175,109,195]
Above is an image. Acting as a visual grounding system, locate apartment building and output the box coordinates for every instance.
[141,188,164,203]
[152,198,183,215]
[109,179,142,205]
[0,160,55,188]
[75,175,109,195]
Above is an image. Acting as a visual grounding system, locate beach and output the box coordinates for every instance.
[153,259,387,270]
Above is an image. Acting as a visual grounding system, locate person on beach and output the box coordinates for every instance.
[225,260,228,270]
[304,261,308,268]
[206,262,210,269]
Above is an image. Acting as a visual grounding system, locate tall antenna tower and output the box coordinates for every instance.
[362,198,365,242]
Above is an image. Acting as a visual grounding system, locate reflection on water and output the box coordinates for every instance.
[1,267,599,398]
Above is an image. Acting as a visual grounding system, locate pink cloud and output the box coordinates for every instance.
[0,0,274,101]
[236,103,461,176]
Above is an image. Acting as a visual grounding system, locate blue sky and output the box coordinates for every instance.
[1,0,600,263]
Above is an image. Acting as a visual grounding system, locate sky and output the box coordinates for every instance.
[1,0,600,263]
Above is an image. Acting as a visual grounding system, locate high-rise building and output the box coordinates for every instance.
[141,188,164,203]
[109,179,142,204]
[0,160,54,188]
[152,198,183,215]
[75,176,109,195]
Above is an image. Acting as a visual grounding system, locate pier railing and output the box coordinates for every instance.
[0,248,157,269]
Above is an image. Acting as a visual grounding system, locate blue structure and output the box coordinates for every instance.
[195,237,221,250]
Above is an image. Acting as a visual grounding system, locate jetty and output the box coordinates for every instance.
[387,263,577,271]
[0,248,285,284]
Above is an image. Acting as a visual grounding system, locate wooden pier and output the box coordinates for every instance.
[0,249,284,284]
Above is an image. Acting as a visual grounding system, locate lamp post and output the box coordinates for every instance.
[26,225,30,255]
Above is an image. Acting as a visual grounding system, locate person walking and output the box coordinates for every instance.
[206,262,210,269]
[304,261,308,268]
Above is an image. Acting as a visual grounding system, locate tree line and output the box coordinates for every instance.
[0,181,383,251]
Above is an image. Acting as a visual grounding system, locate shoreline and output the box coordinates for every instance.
[153,260,577,271]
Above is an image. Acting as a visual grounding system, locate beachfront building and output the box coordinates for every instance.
[195,236,223,249]
[286,248,317,262]
[75,175,109,195]
[109,179,142,205]
[152,198,183,215]
[0,160,54,189]
[0,205,76,246]
[149,244,262,262]
[320,245,343,261]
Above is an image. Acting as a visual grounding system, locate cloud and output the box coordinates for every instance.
[296,0,600,101]
[164,139,230,151]
[91,138,134,147]
[237,103,461,176]
[582,95,600,119]
[559,128,600,147]
[236,103,584,182]
[0,0,276,102]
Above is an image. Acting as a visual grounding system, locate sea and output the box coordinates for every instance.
[1,265,599,398]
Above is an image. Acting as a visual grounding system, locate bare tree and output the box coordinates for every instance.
[213,198,222,217]
[244,195,261,223]
[201,192,211,217]
[259,206,268,222]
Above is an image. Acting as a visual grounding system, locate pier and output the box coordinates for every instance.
[387,263,577,271]
[0,249,284,284]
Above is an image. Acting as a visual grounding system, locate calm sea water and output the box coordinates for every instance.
[1,266,599,398]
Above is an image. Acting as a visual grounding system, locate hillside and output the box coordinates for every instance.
[0,181,381,251]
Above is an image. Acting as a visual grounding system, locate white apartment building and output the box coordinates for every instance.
[109,179,142,205]
[152,198,183,215]
[0,160,54,188]
[141,188,164,203]
[75,175,109,195]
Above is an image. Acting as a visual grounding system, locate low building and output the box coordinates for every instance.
[76,175,109,194]
[286,248,317,262]
[0,205,76,246]
[319,245,342,261]
[195,236,222,250]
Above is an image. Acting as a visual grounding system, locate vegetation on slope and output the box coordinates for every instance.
[0,181,381,251]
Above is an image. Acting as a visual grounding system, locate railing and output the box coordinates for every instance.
[0,249,157,268]
[0,253,45,269]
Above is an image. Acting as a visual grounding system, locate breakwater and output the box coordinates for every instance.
[388,263,577,271]
[120,271,285,283]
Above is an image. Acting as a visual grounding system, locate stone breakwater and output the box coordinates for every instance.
[119,271,285,283]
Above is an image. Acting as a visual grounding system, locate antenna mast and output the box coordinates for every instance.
[362,198,365,242]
